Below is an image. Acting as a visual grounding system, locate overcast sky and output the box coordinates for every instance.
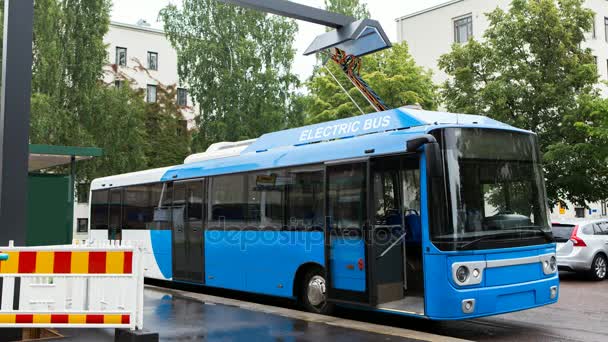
[111,0,446,80]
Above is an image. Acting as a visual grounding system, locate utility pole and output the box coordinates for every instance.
[0,0,35,247]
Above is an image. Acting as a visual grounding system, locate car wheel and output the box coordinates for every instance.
[300,268,334,314]
[589,254,607,281]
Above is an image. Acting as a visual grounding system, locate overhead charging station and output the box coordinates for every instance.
[218,0,393,112]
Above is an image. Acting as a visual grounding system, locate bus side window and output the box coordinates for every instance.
[286,167,324,231]
[327,163,367,235]
[209,174,261,229]
[153,183,172,230]
[91,190,109,230]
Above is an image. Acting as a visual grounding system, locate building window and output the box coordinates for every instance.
[116,47,127,66]
[602,201,607,216]
[77,218,89,233]
[147,84,157,103]
[114,80,123,89]
[575,207,586,218]
[454,15,473,43]
[592,15,596,39]
[594,56,598,71]
[177,88,188,106]
[147,51,158,70]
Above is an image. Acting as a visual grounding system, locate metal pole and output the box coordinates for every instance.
[68,156,76,243]
[0,0,35,246]
[217,0,355,28]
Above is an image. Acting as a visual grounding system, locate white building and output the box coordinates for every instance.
[104,20,196,126]
[396,0,608,90]
[396,0,608,220]
[73,20,197,240]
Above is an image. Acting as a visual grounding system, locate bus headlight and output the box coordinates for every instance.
[456,266,470,283]
[452,261,485,285]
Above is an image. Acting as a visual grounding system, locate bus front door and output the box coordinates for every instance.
[370,155,424,315]
[325,161,373,305]
[172,179,205,283]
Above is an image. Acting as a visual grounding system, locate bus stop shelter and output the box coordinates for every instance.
[27,144,102,246]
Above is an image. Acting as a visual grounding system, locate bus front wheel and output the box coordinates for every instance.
[300,268,334,314]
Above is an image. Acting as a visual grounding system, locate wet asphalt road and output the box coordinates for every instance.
[332,272,607,342]
[59,272,607,341]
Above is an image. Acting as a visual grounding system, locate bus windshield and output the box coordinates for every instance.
[431,128,553,250]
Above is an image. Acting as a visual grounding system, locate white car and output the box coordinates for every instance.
[552,219,608,281]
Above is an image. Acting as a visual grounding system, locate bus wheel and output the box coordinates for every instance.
[301,268,334,314]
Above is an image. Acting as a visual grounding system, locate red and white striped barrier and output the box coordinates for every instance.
[0,240,144,330]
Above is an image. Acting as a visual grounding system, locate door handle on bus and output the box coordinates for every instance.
[377,232,407,259]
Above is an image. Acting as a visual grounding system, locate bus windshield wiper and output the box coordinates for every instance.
[458,231,522,250]
[516,226,554,242]
[459,227,553,250]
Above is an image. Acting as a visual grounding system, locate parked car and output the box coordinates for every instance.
[552,219,608,280]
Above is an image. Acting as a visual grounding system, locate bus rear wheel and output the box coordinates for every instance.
[300,268,334,314]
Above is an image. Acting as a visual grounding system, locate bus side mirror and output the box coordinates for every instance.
[425,142,443,178]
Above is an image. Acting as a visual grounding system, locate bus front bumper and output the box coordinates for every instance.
[426,274,559,320]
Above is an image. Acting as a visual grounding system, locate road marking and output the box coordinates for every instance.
[146,285,470,342]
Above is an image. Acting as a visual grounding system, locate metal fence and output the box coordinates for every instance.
[0,240,144,330]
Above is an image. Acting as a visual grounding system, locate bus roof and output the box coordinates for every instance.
[91,107,530,190]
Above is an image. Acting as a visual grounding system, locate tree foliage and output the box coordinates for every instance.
[24,0,191,184]
[324,0,369,20]
[160,0,300,152]
[439,0,608,206]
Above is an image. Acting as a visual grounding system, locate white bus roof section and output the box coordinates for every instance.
[90,166,173,190]
[183,139,256,164]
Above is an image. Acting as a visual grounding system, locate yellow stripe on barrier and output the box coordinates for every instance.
[103,314,122,324]
[35,252,54,274]
[106,252,124,274]
[68,314,86,324]
[33,314,51,324]
[2,252,19,273]
[0,314,15,324]
[71,252,89,273]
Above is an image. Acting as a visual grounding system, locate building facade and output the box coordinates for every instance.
[396,0,608,92]
[73,20,197,240]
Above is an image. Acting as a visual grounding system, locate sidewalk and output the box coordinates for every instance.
[57,286,467,342]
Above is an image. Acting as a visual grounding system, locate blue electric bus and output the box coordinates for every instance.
[88,107,558,320]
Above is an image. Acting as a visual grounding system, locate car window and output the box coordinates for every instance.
[552,224,575,242]
[599,222,608,235]
[592,224,602,235]
[582,225,595,235]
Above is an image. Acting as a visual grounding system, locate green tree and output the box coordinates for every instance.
[83,85,149,179]
[144,85,191,168]
[438,0,608,206]
[160,0,299,152]
[324,0,369,20]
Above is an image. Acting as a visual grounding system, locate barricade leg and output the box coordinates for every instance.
[114,328,159,342]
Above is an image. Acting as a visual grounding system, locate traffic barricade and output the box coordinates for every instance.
[0,240,144,330]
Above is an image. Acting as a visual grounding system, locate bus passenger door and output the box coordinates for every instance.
[325,161,372,305]
[371,155,424,315]
[172,179,205,283]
